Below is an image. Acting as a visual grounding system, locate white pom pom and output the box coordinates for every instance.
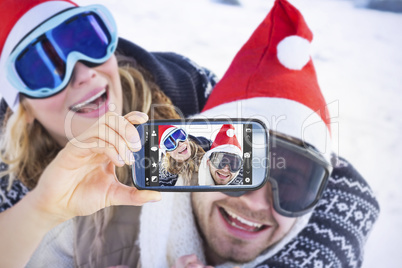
[226,129,235,137]
[277,35,311,70]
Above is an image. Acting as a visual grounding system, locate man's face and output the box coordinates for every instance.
[191,183,297,264]
[207,159,239,185]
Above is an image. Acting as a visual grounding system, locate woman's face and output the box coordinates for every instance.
[168,139,192,162]
[24,55,123,146]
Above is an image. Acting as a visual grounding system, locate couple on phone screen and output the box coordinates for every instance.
[159,124,244,186]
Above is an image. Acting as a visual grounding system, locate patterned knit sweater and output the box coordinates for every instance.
[254,157,379,268]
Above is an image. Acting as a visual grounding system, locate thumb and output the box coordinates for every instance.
[106,183,161,207]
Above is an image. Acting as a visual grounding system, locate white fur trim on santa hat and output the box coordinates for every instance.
[0,1,75,110]
[195,97,332,162]
[208,144,242,158]
[277,35,311,71]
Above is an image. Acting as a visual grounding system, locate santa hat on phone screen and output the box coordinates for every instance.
[208,124,242,157]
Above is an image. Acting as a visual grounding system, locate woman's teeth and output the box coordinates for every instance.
[70,89,107,113]
[179,146,187,153]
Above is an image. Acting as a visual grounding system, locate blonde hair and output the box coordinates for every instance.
[0,55,180,190]
[162,139,205,186]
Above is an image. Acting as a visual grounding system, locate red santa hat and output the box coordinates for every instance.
[200,0,332,158]
[0,0,78,111]
[158,125,179,149]
[209,124,242,157]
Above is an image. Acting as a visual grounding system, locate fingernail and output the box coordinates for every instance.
[127,112,148,122]
[130,140,142,151]
[137,112,148,120]
[128,133,140,144]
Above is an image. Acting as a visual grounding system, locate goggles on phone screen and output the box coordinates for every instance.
[6,5,118,99]
[161,128,188,152]
[225,131,333,217]
[209,152,243,173]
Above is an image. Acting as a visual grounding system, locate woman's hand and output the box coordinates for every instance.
[30,111,161,224]
[172,254,214,268]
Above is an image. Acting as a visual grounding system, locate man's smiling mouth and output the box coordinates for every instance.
[219,207,268,233]
[70,88,108,113]
[217,171,230,179]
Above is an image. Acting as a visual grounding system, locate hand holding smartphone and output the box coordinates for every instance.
[132,118,269,192]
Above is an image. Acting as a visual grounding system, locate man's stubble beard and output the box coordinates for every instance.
[191,194,268,265]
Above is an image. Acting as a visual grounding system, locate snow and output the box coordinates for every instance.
[14,0,402,266]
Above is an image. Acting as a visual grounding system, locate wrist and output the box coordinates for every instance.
[24,190,67,229]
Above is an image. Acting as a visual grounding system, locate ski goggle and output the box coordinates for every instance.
[225,131,333,217]
[161,128,188,152]
[209,152,243,173]
[6,5,118,99]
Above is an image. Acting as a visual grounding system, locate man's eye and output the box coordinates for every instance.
[280,176,297,185]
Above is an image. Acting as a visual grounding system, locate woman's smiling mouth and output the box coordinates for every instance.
[178,145,188,154]
[69,87,108,114]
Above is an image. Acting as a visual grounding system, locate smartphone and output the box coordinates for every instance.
[132,118,269,192]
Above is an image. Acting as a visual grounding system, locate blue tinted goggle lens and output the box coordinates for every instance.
[209,152,243,173]
[9,6,117,98]
[163,129,188,151]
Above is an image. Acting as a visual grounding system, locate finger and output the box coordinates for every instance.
[70,112,144,153]
[187,264,204,268]
[183,254,199,266]
[106,126,134,166]
[67,111,145,165]
[92,122,133,165]
[63,139,125,168]
[69,120,136,166]
[124,111,148,125]
[107,114,142,152]
[174,254,199,268]
[106,183,161,206]
[89,145,126,167]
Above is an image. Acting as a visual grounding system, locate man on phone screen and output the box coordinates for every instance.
[199,124,243,186]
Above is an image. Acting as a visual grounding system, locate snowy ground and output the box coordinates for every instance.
[55,0,402,266]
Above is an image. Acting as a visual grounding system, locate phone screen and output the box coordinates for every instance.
[132,119,268,191]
